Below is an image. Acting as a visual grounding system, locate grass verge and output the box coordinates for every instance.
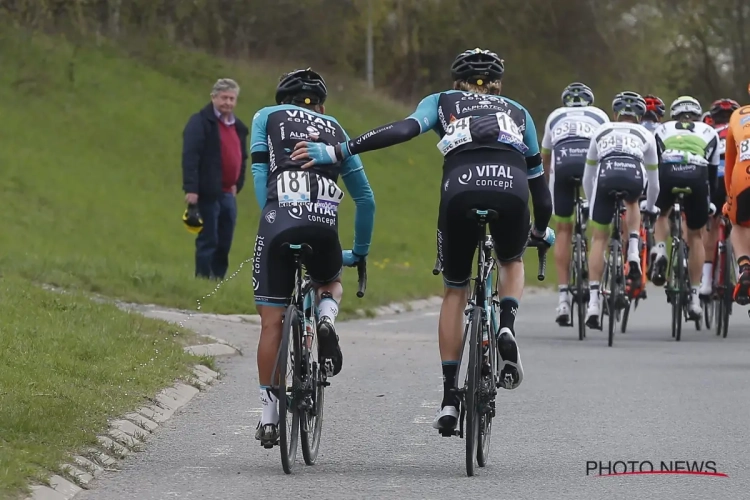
[0,28,552,319]
[0,275,197,498]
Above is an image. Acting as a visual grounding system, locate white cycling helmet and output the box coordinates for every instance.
[670,96,702,119]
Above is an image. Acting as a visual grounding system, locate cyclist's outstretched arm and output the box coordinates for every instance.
[643,133,660,211]
[292,94,440,167]
[583,136,598,201]
[522,109,552,231]
[250,108,270,210]
[725,131,737,195]
[340,152,376,258]
[539,114,554,183]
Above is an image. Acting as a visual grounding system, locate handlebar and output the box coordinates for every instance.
[526,238,549,282]
[343,253,367,298]
[432,256,442,275]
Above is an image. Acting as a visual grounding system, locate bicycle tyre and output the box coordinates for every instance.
[574,237,586,340]
[477,301,496,467]
[721,240,734,338]
[278,305,301,474]
[608,245,620,347]
[301,306,325,465]
[620,300,630,333]
[465,306,482,477]
[672,243,684,342]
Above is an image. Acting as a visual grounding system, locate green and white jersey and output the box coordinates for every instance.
[653,120,721,167]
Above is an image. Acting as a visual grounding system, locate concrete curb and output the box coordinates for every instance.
[26,364,220,500]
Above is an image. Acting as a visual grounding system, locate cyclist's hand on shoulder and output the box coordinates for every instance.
[291,141,338,169]
[709,202,717,216]
[342,250,365,267]
[722,202,730,217]
[531,227,555,247]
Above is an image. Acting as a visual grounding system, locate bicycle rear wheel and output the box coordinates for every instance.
[278,305,301,474]
[608,245,621,347]
[465,307,482,477]
[301,305,325,465]
[574,237,586,340]
[721,240,735,338]
[671,243,684,342]
[477,303,496,467]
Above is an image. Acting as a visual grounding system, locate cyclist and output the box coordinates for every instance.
[642,95,666,133]
[249,68,376,446]
[291,48,555,432]
[583,91,660,329]
[541,82,609,326]
[722,87,750,304]
[699,98,740,298]
[651,96,720,321]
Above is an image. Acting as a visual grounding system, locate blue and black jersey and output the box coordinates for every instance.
[250,104,375,256]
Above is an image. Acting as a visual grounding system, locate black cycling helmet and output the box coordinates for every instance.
[450,48,505,84]
[275,68,328,105]
[612,91,647,119]
[561,82,594,107]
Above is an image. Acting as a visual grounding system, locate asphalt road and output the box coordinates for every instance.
[79,286,750,500]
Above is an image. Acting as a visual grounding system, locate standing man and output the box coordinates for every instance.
[182,78,248,279]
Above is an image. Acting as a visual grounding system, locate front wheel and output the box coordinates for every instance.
[608,245,621,347]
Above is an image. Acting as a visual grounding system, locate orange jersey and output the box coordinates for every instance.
[724,105,750,193]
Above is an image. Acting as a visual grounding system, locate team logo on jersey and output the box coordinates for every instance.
[306,126,320,140]
[264,210,276,224]
[457,170,473,185]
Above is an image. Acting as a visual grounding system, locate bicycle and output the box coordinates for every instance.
[620,205,654,334]
[272,243,367,474]
[663,187,701,341]
[599,191,629,347]
[564,176,590,341]
[708,215,735,337]
[432,209,548,477]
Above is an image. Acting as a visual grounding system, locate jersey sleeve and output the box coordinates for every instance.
[250,108,270,209]
[406,93,441,134]
[522,109,543,178]
[708,129,721,166]
[644,133,659,170]
[724,128,737,194]
[338,127,376,257]
[540,112,554,153]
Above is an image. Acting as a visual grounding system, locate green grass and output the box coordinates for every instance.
[0,275,197,498]
[0,28,551,317]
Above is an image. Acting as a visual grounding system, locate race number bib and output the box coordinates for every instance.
[277,170,311,206]
[437,117,473,156]
[316,175,345,206]
[552,120,596,142]
[496,112,528,153]
[740,138,750,162]
[597,134,642,159]
[661,149,708,167]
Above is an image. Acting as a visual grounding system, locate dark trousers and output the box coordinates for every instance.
[195,192,237,279]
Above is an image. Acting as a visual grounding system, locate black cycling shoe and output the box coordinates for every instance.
[650,255,667,286]
[734,268,750,306]
[317,317,343,377]
[255,422,279,448]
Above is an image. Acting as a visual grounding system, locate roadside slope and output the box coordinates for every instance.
[0,31,552,316]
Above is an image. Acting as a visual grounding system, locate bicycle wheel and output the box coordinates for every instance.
[301,303,325,465]
[574,237,586,340]
[608,245,621,347]
[477,303,496,467]
[464,306,482,477]
[721,240,735,338]
[620,301,631,333]
[671,243,684,342]
[278,305,301,474]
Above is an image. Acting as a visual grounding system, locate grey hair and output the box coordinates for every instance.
[211,78,240,96]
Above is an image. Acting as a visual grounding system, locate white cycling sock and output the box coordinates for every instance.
[318,297,339,324]
[628,232,640,262]
[558,285,569,304]
[260,387,278,425]
[589,282,600,307]
[702,262,713,284]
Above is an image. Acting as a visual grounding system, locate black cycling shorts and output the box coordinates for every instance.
[252,202,342,307]
[655,164,710,230]
[438,151,530,288]
[590,157,645,227]
[550,139,589,221]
